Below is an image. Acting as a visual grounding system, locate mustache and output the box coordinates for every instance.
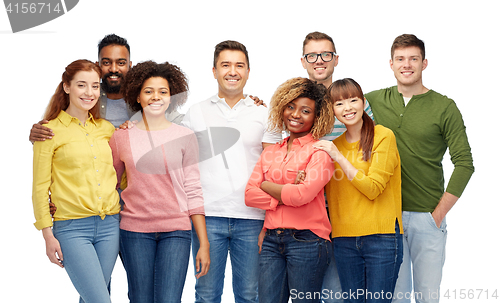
[103,72,124,81]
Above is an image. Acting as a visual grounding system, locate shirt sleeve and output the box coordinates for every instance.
[183,132,205,215]
[32,139,56,230]
[442,101,474,197]
[245,150,280,211]
[350,130,400,200]
[280,150,335,207]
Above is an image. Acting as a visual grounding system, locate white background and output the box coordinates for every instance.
[1,0,498,302]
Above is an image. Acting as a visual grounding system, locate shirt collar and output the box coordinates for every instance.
[210,94,253,106]
[57,110,97,127]
[280,132,315,147]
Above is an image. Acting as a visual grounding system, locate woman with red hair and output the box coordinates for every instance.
[32,59,120,303]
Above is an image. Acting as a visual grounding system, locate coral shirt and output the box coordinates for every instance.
[245,133,334,240]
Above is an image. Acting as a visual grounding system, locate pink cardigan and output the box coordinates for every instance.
[110,124,204,233]
[245,133,334,240]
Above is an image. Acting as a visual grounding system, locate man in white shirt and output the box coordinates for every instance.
[182,40,281,303]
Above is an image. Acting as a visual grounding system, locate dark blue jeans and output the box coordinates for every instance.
[333,224,403,303]
[259,229,331,303]
[119,229,191,303]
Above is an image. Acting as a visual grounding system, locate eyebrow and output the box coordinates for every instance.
[220,60,246,65]
[100,57,128,62]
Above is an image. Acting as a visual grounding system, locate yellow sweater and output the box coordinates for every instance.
[326,125,402,237]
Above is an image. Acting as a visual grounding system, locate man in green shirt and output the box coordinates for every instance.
[365,34,474,303]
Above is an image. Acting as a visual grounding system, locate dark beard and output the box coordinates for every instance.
[101,72,124,94]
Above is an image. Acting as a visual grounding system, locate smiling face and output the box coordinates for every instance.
[138,77,171,116]
[390,46,428,88]
[213,50,249,102]
[333,96,365,128]
[64,70,101,117]
[283,97,316,139]
[98,45,132,96]
[301,39,338,87]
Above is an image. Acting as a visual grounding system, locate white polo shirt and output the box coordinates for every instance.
[182,95,281,220]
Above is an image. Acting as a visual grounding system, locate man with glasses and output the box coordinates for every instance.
[299,32,373,303]
[301,31,373,140]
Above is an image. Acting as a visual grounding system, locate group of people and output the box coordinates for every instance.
[30,32,474,303]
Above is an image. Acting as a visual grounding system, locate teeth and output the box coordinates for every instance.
[289,120,301,126]
[344,113,355,119]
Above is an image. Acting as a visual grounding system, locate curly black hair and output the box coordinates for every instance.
[122,61,189,113]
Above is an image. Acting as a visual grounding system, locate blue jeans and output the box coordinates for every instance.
[334,223,403,303]
[52,214,120,303]
[259,229,331,303]
[392,212,447,303]
[191,216,263,303]
[120,229,191,303]
[322,238,344,303]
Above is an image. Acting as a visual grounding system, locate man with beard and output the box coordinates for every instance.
[29,34,183,141]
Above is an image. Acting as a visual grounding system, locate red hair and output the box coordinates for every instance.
[44,59,102,121]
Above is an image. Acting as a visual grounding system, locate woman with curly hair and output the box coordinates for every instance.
[109,61,210,302]
[314,78,403,303]
[245,77,336,303]
[32,59,120,303]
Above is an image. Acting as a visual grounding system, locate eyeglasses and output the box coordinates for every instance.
[303,52,337,63]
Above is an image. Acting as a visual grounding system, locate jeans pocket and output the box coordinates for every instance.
[426,212,446,232]
[52,219,74,231]
[292,230,320,242]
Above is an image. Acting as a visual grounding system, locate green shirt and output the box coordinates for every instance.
[365,86,474,212]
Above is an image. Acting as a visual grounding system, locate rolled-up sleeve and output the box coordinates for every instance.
[245,150,280,211]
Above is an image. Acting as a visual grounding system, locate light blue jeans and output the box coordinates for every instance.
[392,211,447,303]
[119,229,192,303]
[191,216,263,303]
[52,214,120,303]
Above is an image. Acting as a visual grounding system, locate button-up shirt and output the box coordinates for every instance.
[32,111,120,230]
[181,95,281,220]
[245,133,334,240]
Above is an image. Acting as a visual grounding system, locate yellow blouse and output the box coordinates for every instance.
[32,111,120,230]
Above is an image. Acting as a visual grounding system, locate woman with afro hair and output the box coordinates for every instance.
[245,77,336,303]
[109,61,210,302]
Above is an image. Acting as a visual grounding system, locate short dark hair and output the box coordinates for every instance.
[213,40,249,68]
[98,34,130,58]
[391,34,425,59]
[302,31,336,54]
